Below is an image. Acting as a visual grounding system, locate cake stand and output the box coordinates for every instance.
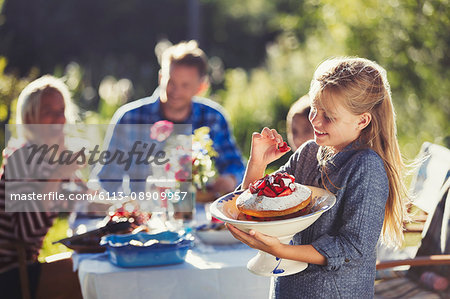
[210,186,336,277]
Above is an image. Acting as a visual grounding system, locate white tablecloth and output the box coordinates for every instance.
[77,244,271,299]
[75,203,271,299]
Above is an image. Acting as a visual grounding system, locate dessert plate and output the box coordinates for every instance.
[210,186,336,276]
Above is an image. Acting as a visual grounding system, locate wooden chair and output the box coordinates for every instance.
[0,240,31,299]
[375,176,450,298]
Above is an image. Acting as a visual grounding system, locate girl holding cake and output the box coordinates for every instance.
[227,57,408,298]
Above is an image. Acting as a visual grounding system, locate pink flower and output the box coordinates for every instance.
[178,155,192,166]
[175,169,190,182]
[165,163,171,172]
[150,120,174,142]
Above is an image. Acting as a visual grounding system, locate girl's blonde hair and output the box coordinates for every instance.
[309,57,408,247]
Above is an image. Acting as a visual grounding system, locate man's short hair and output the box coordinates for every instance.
[161,40,208,78]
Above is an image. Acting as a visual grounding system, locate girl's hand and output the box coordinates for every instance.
[250,127,290,166]
[241,127,291,190]
[226,223,283,256]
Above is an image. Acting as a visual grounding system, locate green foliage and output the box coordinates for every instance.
[337,0,450,158]
[1,0,448,258]
[38,216,72,262]
[0,57,31,123]
[216,30,347,160]
[217,0,449,162]
[0,57,31,158]
[0,0,448,162]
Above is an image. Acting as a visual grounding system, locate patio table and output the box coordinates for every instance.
[74,204,271,299]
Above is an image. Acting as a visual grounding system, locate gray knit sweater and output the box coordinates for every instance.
[272,141,389,299]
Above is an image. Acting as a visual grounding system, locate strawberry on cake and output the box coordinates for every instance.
[236,172,312,219]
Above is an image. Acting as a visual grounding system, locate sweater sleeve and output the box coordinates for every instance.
[3,147,57,241]
[311,152,389,271]
[276,141,317,178]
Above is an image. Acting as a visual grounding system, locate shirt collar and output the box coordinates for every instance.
[325,141,362,170]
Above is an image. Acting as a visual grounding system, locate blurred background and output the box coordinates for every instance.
[0,0,448,164]
[0,0,448,259]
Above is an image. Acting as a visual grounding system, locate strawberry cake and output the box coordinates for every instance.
[236,172,312,218]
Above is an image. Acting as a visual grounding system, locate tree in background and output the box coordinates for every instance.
[0,0,448,162]
[0,0,279,111]
[216,0,449,162]
[342,0,449,156]
[0,57,31,155]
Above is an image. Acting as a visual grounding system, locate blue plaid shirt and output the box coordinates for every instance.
[95,89,245,192]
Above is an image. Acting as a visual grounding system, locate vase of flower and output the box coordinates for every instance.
[149,121,218,229]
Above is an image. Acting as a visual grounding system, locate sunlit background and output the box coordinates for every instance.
[0,0,448,259]
[1,0,449,162]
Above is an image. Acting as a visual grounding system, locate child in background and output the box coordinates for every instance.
[286,94,314,151]
[228,57,408,298]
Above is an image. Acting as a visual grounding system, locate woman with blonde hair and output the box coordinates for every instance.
[0,75,82,299]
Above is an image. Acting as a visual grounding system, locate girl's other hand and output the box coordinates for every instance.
[226,223,283,256]
[250,127,291,166]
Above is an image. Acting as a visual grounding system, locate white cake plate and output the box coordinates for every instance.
[210,186,336,277]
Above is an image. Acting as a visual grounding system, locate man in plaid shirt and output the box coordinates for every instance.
[95,41,245,200]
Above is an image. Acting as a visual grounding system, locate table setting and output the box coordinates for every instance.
[57,124,335,298]
[67,201,271,299]
[61,176,335,299]
[210,184,336,276]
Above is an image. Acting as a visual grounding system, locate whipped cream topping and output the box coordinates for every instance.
[237,183,311,211]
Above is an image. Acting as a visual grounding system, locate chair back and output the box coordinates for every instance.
[408,177,450,279]
[410,142,450,214]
